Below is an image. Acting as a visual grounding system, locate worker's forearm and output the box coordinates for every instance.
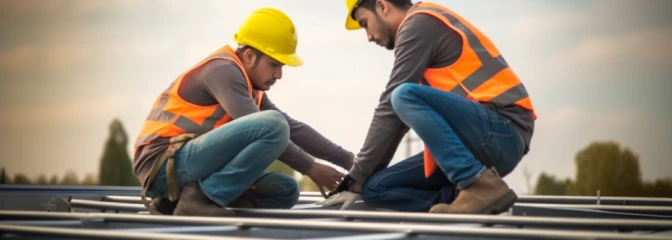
[348,109,409,184]
[261,96,354,170]
[277,141,314,175]
[286,122,354,170]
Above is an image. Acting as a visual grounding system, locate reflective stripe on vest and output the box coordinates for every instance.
[397,3,537,177]
[134,45,264,155]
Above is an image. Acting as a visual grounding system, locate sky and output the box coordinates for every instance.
[1,0,671,194]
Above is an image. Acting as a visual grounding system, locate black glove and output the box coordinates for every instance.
[327,175,353,198]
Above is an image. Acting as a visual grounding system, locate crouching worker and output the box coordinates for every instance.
[320,0,537,215]
[132,8,354,217]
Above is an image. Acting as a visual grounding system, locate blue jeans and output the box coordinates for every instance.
[361,83,524,212]
[146,110,300,209]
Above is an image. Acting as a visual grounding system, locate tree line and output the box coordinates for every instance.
[534,141,672,197]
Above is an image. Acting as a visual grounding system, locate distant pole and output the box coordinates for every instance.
[522,165,532,194]
[405,131,421,158]
[405,133,411,158]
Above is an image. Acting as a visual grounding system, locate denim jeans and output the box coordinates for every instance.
[361,83,524,212]
[146,110,300,209]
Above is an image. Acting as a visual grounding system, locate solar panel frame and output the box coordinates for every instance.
[1,185,672,240]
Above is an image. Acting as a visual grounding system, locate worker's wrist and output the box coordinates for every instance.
[348,180,362,193]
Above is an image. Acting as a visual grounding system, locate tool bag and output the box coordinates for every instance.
[139,133,197,214]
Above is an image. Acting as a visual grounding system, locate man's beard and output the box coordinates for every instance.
[377,16,395,50]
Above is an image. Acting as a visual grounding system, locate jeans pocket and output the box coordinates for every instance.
[480,131,523,178]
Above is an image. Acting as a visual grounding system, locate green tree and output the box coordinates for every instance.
[1,168,8,184]
[60,171,79,185]
[35,175,48,185]
[299,176,320,192]
[48,175,59,185]
[266,161,295,176]
[81,174,98,186]
[641,179,672,198]
[568,141,642,197]
[98,119,140,186]
[13,173,31,185]
[534,172,571,195]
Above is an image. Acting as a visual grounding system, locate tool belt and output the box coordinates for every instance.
[140,133,197,213]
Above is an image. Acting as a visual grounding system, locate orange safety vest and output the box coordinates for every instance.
[134,45,264,156]
[396,2,537,178]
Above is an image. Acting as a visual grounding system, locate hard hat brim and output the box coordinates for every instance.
[345,18,362,30]
[269,52,304,67]
[345,6,363,30]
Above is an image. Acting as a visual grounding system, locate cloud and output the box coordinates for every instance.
[1,94,141,128]
[0,46,33,71]
[538,106,641,132]
[0,39,174,74]
[538,107,583,131]
[1,0,147,18]
[559,28,672,69]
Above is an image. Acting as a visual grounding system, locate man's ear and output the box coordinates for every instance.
[242,49,257,68]
[377,0,388,16]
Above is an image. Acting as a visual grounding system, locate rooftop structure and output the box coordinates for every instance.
[1,185,672,239]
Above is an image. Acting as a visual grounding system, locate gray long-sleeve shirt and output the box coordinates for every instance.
[133,58,354,186]
[347,13,535,184]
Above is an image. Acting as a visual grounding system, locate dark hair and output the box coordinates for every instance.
[354,0,413,17]
[235,45,264,66]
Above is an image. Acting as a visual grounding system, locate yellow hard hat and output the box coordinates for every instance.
[344,0,364,30]
[234,8,303,67]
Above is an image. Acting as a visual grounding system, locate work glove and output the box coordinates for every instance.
[317,174,361,210]
[316,191,360,210]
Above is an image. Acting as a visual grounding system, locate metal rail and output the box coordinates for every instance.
[71,197,672,217]
[70,199,145,212]
[0,211,669,240]
[515,203,672,215]
[229,208,672,231]
[0,184,141,196]
[517,195,672,206]
[100,194,672,206]
[0,224,266,240]
[101,195,326,205]
[303,233,409,240]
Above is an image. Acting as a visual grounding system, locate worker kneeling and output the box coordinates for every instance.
[320,0,537,215]
[133,8,354,216]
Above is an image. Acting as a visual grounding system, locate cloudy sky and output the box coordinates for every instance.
[1,0,671,194]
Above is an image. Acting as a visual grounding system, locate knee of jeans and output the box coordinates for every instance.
[391,83,418,114]
[361,180,381,204]
[281,177,300,202]
[268,173,300,208]
[257,110,290,143]
[267,173,299,197]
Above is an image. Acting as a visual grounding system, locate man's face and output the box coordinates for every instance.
[353,4,395,50]
[244,51,284,91]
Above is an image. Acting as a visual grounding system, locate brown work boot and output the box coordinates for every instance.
[173,183,236,217]
[147,197,177,215]
[228,189,260,208]
[429,169,517,215]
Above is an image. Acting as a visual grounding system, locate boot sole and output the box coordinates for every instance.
[480,189,517,215]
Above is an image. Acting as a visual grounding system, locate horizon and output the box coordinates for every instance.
[1,0,671,195]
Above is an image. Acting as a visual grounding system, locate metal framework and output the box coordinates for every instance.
[1,185,672,239]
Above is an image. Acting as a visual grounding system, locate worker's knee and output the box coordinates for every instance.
[361,174,385,207]
[391,83,420,113]
[360,179,383,207]
[255,172,300,209]
[253,110,290,145]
